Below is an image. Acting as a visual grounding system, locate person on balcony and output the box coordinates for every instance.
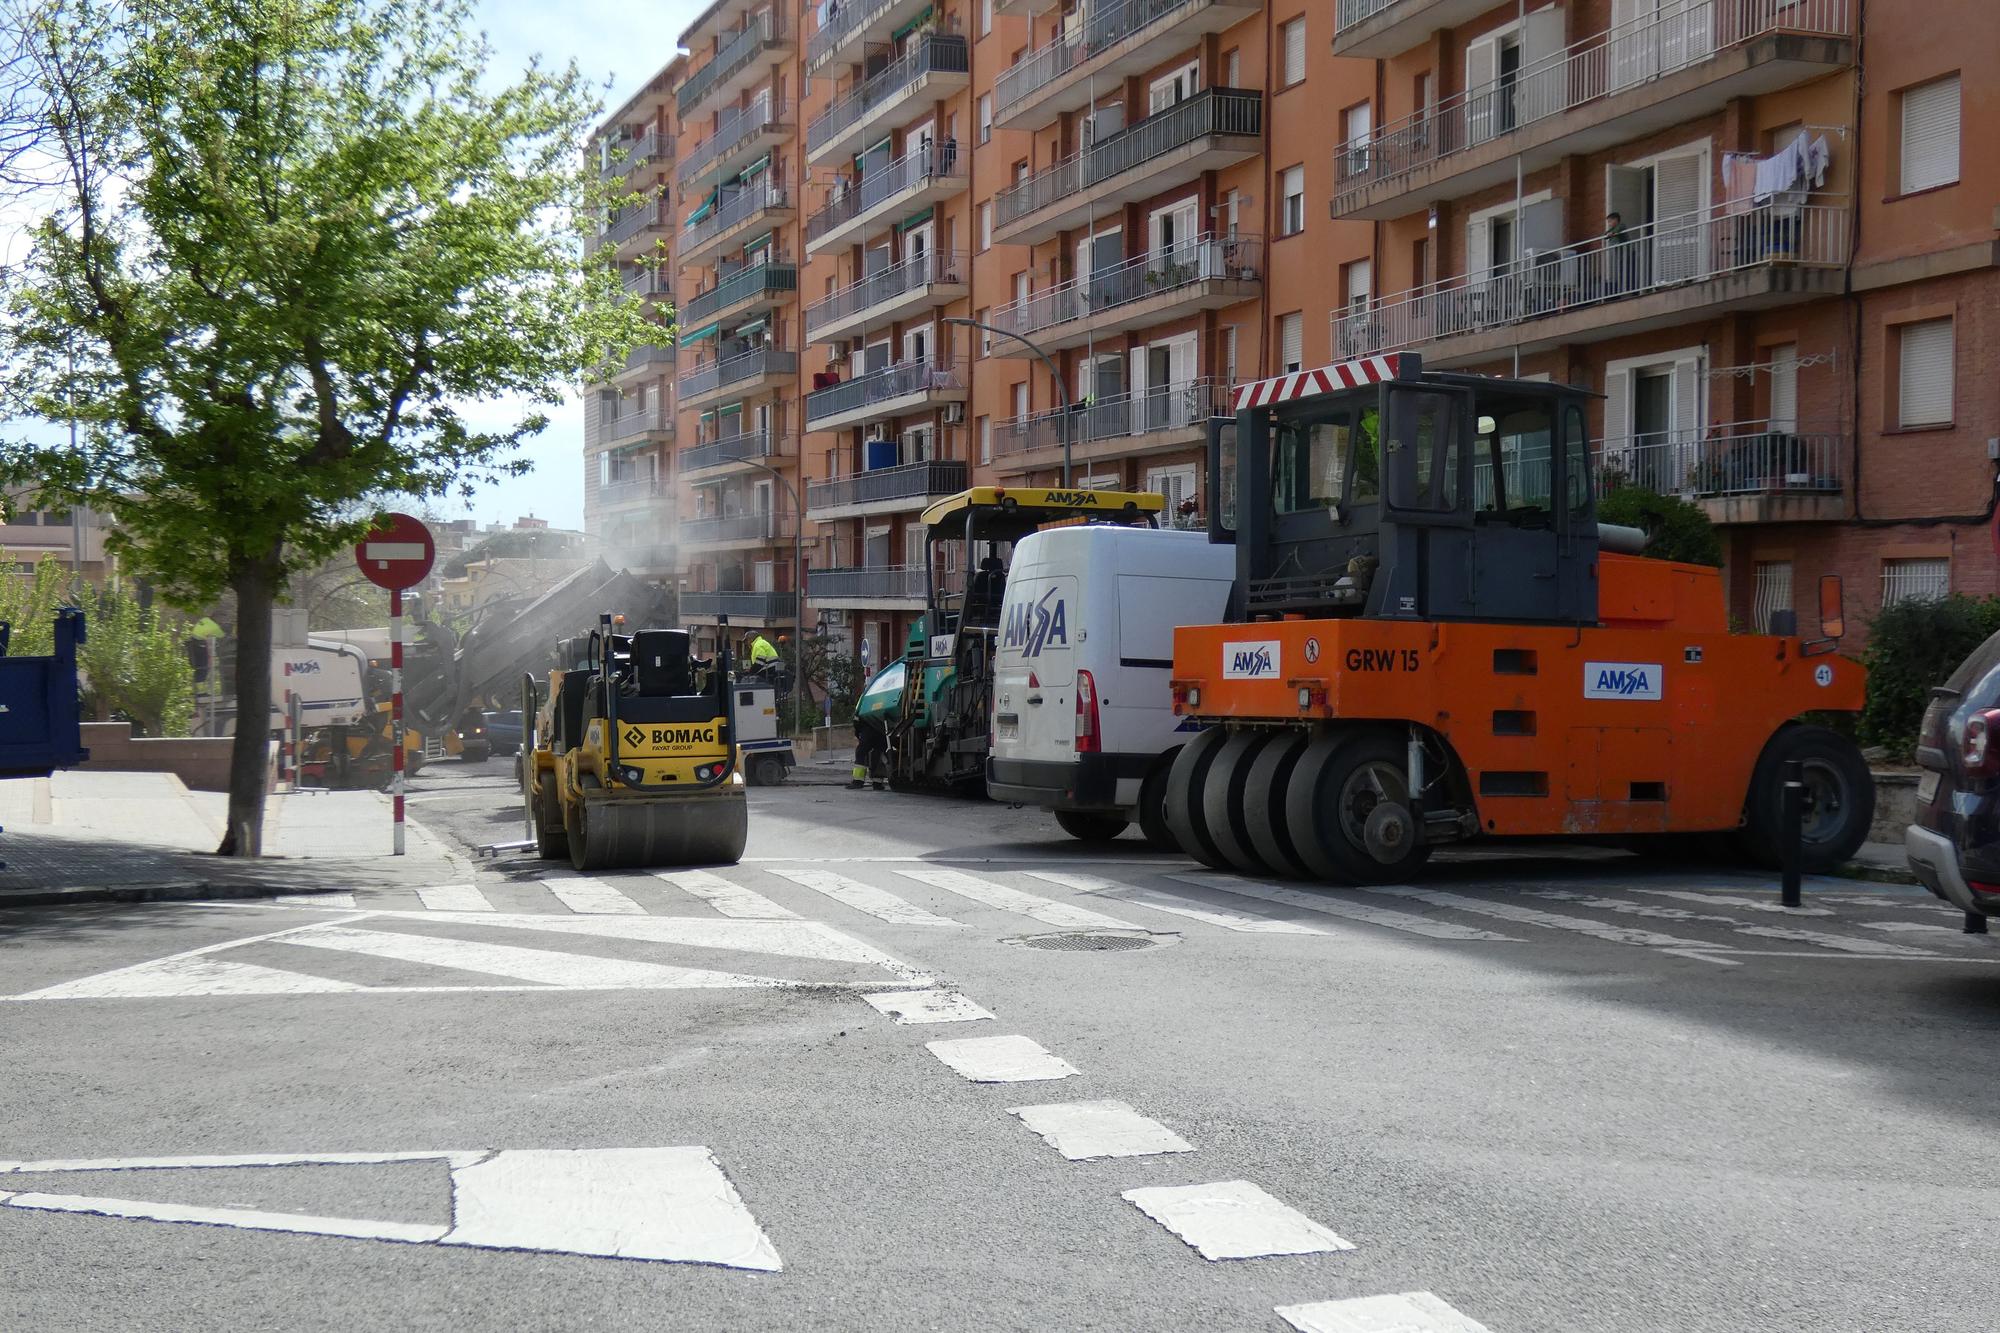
[1599,211,1636,298]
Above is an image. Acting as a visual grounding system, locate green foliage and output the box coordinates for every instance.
[1859,593,2000,756]
[0,557,74,657]
[0,558,195,736]
[1595,486,1724,567]
[442,529,577,579]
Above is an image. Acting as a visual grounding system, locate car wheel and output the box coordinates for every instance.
[1055,809,1128,842]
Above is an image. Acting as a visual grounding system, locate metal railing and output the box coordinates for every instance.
[1334,0,1401,33]
[599,127,660,179]
[682,427,787,472]
[995,0,1227,118]
[1595,422,1846,498]
[607,199,669,245]
[596,475,664,506]
[683,176,791,254]
[808,459,968,512]
[603,404,670,443]
[682,260,798,325]
[682,589,799,620]
[991,234,1259,340]
[808,565,929,600]
[678,345,799,400]
[680,512,799,545]
[681,93,789,181]
[678,12,787,117]
[994,89,1260,229]
[1335,0,1852,200]
[807,0,920,68]
[620,341,676,373]
[806,143,965,247]
[1333,199,1848,358]
[996,379,1222,457]
[805,250,966,338]
[807,34,969,158]
[805,358,967,425]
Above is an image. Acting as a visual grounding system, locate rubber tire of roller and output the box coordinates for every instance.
[534,777,569,860]
[1163,727,1232,871]
[1201,730,1275,876]
[1738,723,1874,872]
[1137,759,1180,852]
[1285,729,1433,885]
[751,756,789,787]
[1243,730,1312,879]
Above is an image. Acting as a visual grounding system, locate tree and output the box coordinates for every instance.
[1595,486,1724,567]
[0,556,196,735]
[1,0,654,852]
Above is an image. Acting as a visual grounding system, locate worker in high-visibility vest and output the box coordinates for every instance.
[747,633,779,668]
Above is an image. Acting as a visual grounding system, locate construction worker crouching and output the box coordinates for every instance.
[850,709,887,792]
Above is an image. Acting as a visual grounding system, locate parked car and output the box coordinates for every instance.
[1904,630,2000,930]
[451,708,491,762]
[483,708,523,757]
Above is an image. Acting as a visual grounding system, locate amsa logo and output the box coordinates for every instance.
[1223,640,1281,679]
[1000,586,1069,659]
[1583,660,1664,700]
[281,659,323,677]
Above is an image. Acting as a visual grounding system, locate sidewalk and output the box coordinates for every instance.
[0,771,472,908]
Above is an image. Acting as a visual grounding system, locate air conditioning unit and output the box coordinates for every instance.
[942,402,965,425]
[826,340,849,363]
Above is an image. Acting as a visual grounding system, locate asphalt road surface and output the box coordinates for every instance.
[4,755,1997,1331]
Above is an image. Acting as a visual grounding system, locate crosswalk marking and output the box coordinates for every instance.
[542,878,645,915]
[926,1034,1079,1083]
[763,867,964,927]
[14,956,371,1000]
[1122,1180,1353,1261]
[1169,874,1517,942]
[863,989,993,1024]
[1277,1292,1494,1333]
[1021,871,1327,935]
[1522,888,1931,957]
[1366,885,1737,954]
[285,892,357,908]
[415,884,493,913]
[1632,889,1834,916]
[1008,1100,1193,1160]
[893,866,1146,931]
[655,869,799,919]
[278,924,791,990]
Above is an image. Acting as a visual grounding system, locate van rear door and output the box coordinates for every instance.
[993,571,1078,764]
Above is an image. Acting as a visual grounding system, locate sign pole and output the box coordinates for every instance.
[354,511,434,858]
[391,587,406,856]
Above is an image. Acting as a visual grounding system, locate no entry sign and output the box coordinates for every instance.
[354,512,435,591]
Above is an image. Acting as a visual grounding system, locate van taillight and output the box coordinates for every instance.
[1963,709,2000,775]
[1075,669,1100,754]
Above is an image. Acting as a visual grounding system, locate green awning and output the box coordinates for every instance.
[741,230,774,254]
[719,401,744,417]
[856,136,892,167]
[733,317,769,336]
[699,409,717,421]
[739,154,771,180]
[898,207,934,232]
[686,191,717,225]
[890,6,933,41]
[682,321,722,343]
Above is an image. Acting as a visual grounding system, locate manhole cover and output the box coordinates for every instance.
[1009,930,1174,953]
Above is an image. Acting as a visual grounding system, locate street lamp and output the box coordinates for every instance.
[942,316,1071,487]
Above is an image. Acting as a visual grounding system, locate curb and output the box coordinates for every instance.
[1831,859,1920,887]
[0,880,427,910]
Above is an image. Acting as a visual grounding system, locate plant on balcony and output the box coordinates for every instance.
[1144,261,1196,289]
[1595,487,1722,567]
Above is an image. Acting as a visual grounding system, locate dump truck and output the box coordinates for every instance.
[0,607,88,779]
[855,486,1165,792]
[1164,352,1872,883]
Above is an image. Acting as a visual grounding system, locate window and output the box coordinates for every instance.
[978,93,993,144]
[979,0,991,37]
[1013,270,1030,304]
[1149,62,1199,113]
[1223,327,1238,387]
[979,202,992,250]
[1146,465,1199,514]
[1279,165,1305,236]
[1767,343,1798,434]
[1281,18,1305,86]
[1012,381,1028,419]
[1013,159,1029,186]
[1342,259,1372,313]
[1882,557,1949,606]
[1899,74,1961,195]
[975,308,991,355]
[1897,317,1954,428]
[1752,561,1794,633]
[1278,311,1303,373]
[978,415,992,464]
[1225,48,1240,87]
[1273,419,1349,513]
[1342,101,1372,175]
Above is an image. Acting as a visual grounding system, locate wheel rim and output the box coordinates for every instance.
[1799,758,1849,845]
[1337,760,1410,855]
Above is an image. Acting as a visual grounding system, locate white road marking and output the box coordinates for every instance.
[1008,1099,1193,1160]
[278,924,793,990]
[1022,871,1326,935]
[1864,921,1981,938]
[1121,1180,1353,1261]
[441,1147,781,1270]
[12,956,370,1000]
[1523,888,1933,957]
[283,893,357,908]
[1366,886,1741,954]
[764,867,965,927]
[892,866,1147,931]
[543,877,645,915]
[415,884,493,913]
[2,914,372,1001]
[655,869,798,919]
[1170,874,1516,942]
[1277,1292,1493,1333]
[926,1034,1079,1083]
[1632,888,1834,916]
[863,989,993,1024]
[4,1192,447,1243]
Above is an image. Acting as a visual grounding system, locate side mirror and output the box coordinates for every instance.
[1819,573,1845,640]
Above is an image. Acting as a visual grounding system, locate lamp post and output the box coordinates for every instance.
[942,316,1071,487]
[737,450,805,698]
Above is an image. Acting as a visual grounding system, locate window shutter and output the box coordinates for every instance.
[1602,367,1633,477]
[1901,75,1961,194]
[1284,20,1306,84]
[1464,36,1499,144]
[1347,259,1372,309]
[1280,312,1303,374]
[1768,344,1798,433]
[1899,318,1955,427]
[1465,215,1492,279]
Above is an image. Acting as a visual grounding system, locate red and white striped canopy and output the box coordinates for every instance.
[1229,353,1420,412]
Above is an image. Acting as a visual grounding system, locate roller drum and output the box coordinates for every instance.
[569,789,749,871]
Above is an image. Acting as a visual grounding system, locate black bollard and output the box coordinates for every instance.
[1967,911,1990,935]
[1780,758,1804,909]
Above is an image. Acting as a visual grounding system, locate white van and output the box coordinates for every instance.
[988,525,1235,844]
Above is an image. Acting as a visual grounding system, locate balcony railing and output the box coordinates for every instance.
[1595,423,1845,500]
[805,358,967,427]
[683,176,792,255]
[607,199,669,245]
[991,234,1260,341]
[1335,0,1852,204]
[808,565,929,601]
[1333,199,1848,359]
[805,250,967,339]
[806,0,929,70]
[619,341,676,374]
[683,427,788,472]
[807,459,968,512]
[996,379,1222,457]
[1334,0,1400,32]
[677,12,787,117]
[681,93,789,182]
[681,590,799,620]
[599,127,660,179]
[596,476,664,506]
[681,260,798,326]
[620,267,671,298]
[994,89,1260,230]
[995,0,1230,120]
[806,142,965,248]
[806,34,969,161]
[603,404,670,444]
[680,512,799,545]
[678,345,799,401]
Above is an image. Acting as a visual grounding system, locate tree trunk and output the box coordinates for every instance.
[217,560,278,856]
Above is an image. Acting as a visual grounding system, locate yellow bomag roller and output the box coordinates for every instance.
[521,613,748,871]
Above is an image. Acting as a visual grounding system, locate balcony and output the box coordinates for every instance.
[993,89,1261,245]
[1332,0,1854,219]
[805,142,967,256]
[595,475,665,508]
[805,250,969,345]
[677,13,793,120]
[606,199,670,252]
[680,590,800,623]
[610,340,676,384]
[1598,422,1847,525]
[682,427,793,477]
[806,34,970,167]
[682,176,796,267]
[599,127,662,179]
[680,94,793,187]
[989,235,1259,353]
[807,459,969,520]
[805,359,968,433]
[1333,0,1501,58]
[805,0,934,74]
[1333,199,1848,368]
[995,379,1222,469]
[602,403,673,445]
[993,0,1057,16]
[680,511,799,551]
[993,0,1258,131]
[681,260,799,329]
[807,564,929,607]
[620,267,672,300]
[603,540,678,576]
[678,345,800,410]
